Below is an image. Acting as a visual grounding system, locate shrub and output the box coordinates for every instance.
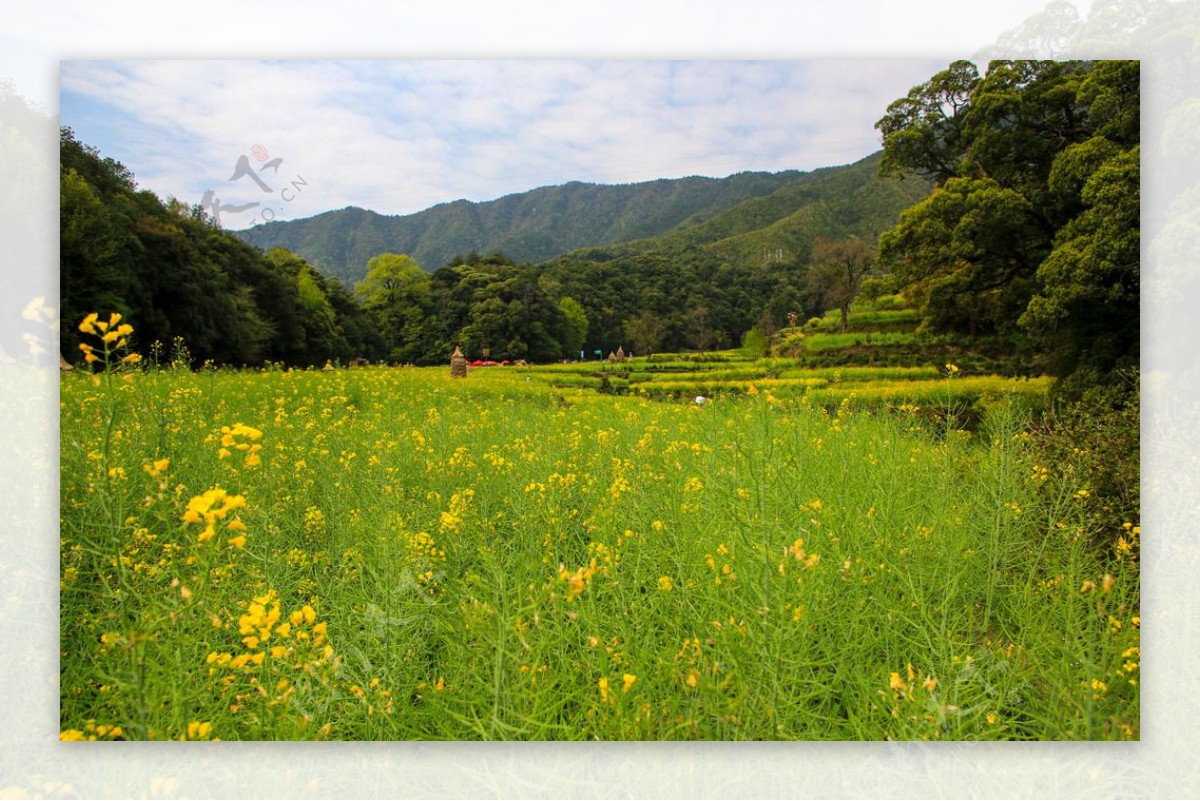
[1029,372,1140,552]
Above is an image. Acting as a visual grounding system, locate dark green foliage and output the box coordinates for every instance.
[1030,374,1140,550]
[509,157,930,358]
[875,60,1139,394]
[60,127,374,367]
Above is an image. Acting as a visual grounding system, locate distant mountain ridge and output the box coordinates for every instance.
[238,152,930,286]
[567,151,931,266]
[238,168,805,285]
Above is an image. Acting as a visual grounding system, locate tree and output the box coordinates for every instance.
[356,253,429,308]
[624,310,665,357]
[875,59,1139,391]
[558,296,589,359]
[741,326,769,358]
[60,129,385,368]
[878,176,1046,337]
[877,60,980,184]
[355,253,430,362]
[60,168,130,349]
[1020,145,1139,383]
[979,0,1083,59]
[685,304,716,351]
[808,236,876,333]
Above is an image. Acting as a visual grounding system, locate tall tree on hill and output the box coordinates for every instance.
[875,59,1139,393]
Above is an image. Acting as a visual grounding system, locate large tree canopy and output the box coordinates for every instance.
[875,59,1139,393]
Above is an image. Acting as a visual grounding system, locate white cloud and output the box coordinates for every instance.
[60,58,948,225]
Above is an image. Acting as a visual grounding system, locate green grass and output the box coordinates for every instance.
[800,331,927,351]
[60,356,1139,741]
[801,307,919,332]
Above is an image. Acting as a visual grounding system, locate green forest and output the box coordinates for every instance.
[61,59,1138,400]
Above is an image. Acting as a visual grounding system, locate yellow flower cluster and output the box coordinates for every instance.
[559,560,602,601]
[705,543,737,585]
[207,590,332,673]
[219,423,264,467]
[884,662,944,734]
[194,586,386,733]
[77,312,140,366]
[143,457,170,480]
[78,311,129,339]
[597,673,637,705]
[348,677,395,716]
[303,506,327,538]
[405,528,445,586]
[1116,522,1140,561]
[60,721,124,740]
[784,538,821,572]
[439,489,474,535]
[887,663,940,698]
[182,487,248,547]
[181,721,214,741]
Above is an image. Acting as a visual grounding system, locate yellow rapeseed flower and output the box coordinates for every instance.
[78,313,99,335]
[186,721,213,740]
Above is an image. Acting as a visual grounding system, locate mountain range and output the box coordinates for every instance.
[237,151,931,286]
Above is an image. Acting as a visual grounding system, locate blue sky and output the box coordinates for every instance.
[59,59,951,228]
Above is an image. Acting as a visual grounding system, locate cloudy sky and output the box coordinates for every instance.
[59,59,952,228]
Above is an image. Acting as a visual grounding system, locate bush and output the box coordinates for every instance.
[1030,372,1140,552]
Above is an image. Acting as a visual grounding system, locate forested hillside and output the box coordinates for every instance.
[572,152,930,265]
[60,128,382,366]
[237,169,810,285]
